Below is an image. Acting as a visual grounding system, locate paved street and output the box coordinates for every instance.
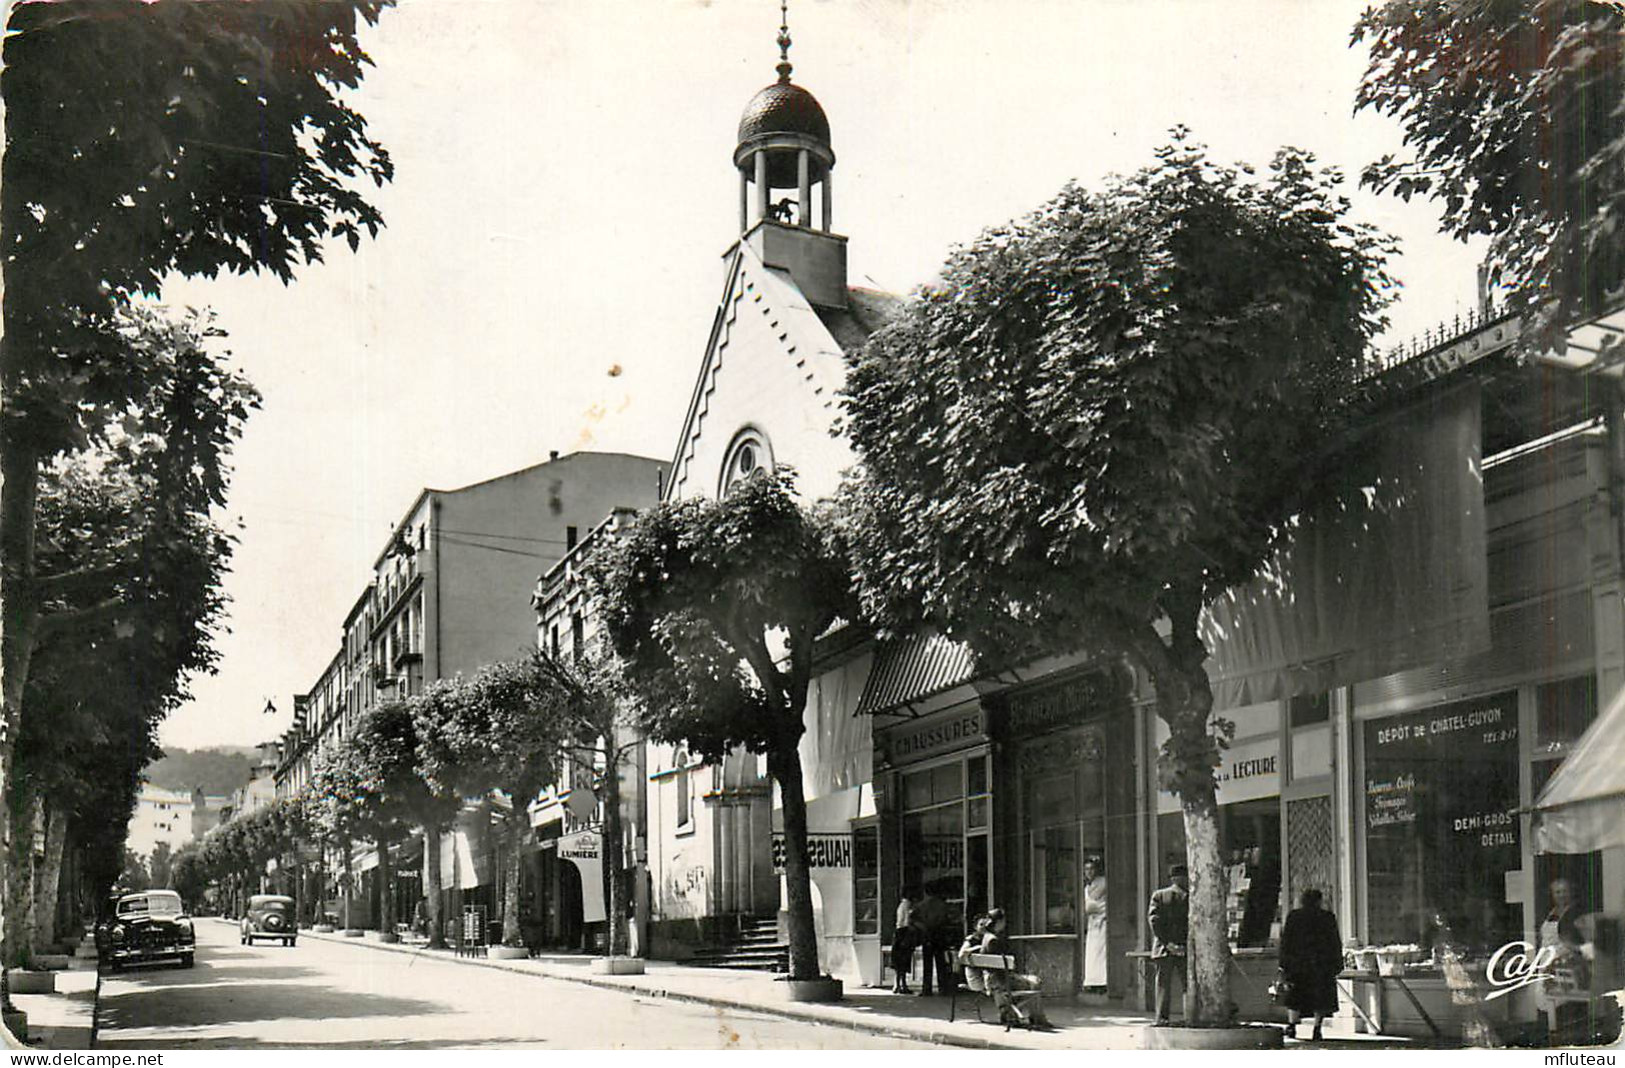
[94,921,933,1050]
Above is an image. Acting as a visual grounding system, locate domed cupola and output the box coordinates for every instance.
[733,2,835,236]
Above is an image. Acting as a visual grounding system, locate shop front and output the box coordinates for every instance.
[994,667,1139,998]
[1346,676,1607,1040]
[874,700,991,989]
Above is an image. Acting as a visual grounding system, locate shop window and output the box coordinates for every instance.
[1156,803,1282,947]
[966,833,990,925]
[853,824,879,936]
[1034,825,1079,933]
[1535,675,1598,755]
[1362,692,1521,955]
[1290,692,1331,727]
[968,754,988,797]
[901,804,966,931]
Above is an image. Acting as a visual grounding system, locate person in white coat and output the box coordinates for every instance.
[1082,856,1109,993]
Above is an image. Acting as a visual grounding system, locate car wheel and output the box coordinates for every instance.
[179,954,194,968]
[107,961,121,973]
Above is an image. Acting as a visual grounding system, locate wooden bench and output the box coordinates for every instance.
[950,952,1046,1030]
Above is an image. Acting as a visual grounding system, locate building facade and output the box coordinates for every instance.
[616,26,1625,1042]
[273,451,667,931]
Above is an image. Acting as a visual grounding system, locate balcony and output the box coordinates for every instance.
[393,640,423,668]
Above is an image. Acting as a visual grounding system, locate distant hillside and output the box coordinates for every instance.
[143,746,258,797]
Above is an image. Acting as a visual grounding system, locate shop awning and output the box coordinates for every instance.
[1532,685,1625,854]
[1201,382,1490,708]
[854,633,978,716]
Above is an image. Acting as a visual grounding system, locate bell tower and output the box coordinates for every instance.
[731,1,847,309]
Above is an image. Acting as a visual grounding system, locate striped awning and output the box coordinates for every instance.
[854,633,978,717]
[1532,685,1625,854]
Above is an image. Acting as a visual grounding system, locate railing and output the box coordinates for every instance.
[1356,303,1520,388]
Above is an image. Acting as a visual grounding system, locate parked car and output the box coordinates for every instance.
[241,894,297,947]
[102,889,195,970]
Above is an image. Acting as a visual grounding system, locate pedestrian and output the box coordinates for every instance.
[1537,877,1595,1039]
[970,908,1050,1029]
[1279,887,1341,1041]
[1082,855,1109,993]
[1147,864,1189,1025]
[913,886,950,996]
[891,891,917,993]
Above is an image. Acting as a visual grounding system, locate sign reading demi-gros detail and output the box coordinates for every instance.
[882,708,987,767]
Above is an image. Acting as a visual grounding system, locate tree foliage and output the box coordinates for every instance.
[415,657,566,809]
[4,0,393,456]
[840,133,1393,1023]
[1,1,392,960]
[589,471,854,760]
[589,470,855,980]
[1354,0,1625,346]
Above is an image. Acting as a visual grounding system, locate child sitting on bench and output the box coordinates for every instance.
[958,908,1050,1029]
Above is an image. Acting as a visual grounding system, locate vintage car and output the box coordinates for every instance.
[102,889,194,970]
[240,894,298,946]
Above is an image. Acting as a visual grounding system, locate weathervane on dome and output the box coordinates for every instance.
[776,0,793,83]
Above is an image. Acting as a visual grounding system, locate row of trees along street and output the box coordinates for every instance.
[0,0,397,1017]
[169,651,634,953]
[1,0,1620,1041]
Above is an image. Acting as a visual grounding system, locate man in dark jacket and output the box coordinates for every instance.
[913,888,953,995]
[1148,865,1189,1024]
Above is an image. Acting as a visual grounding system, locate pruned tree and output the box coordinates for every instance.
[528,651,643,959]
[305,747,374,930]
[416,660,566,948]
[8,307,251,961]
[1,0,391,967]
[1354,0,1625,347]
[840,134,1392,1026]
[589,470,855,982]
[345,698,455,939]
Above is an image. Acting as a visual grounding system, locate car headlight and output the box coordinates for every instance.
[111,924,126,942]
[176,918,192,930]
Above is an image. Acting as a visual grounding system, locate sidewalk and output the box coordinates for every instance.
[277,921,1408,1050]
[10,968,98,1050]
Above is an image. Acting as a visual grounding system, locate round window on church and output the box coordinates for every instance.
[720,428,773,496]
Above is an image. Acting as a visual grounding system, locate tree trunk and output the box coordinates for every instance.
[4,793,37,969]
[768,747,820,981]
[600,733,628,958]
[501,812,524,948]
[376,836,395,934]
[32,805,66,956]
[0,437,43,990]
[423,826,445,948]
[1134,603,1233,1028]
[1179,774,1230,1025]
[341,841,354,929]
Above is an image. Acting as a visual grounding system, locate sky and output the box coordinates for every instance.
[158,0,1485,751]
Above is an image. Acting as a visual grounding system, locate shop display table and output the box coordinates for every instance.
[1338,968,1441,1038]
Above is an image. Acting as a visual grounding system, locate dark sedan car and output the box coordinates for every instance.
[240,894,297,946]
[102,890,195,970]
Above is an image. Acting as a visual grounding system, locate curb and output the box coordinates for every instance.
[227,920,1016,1050]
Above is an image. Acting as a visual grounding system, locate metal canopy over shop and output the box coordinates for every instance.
[1532,686,1625,854]
[855,633,978,718]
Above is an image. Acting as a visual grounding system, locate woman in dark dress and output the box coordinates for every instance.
[1279,888,1341,1041]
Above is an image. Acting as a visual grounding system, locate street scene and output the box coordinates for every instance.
[4,0,1625,1055]
[92,920,930,1050]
